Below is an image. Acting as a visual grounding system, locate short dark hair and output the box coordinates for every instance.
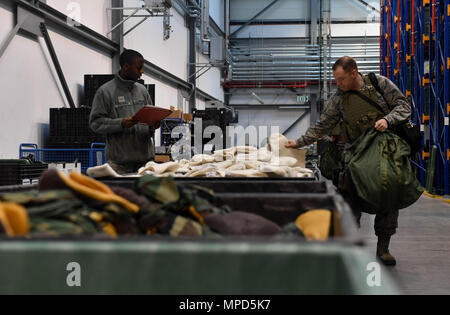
[119,49,143,67]
[332,56,358,73]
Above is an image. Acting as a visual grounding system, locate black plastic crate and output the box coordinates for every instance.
[49,108,105,144]
[84,74,115,107]
[0,160,48,186]
[192,109,230,150]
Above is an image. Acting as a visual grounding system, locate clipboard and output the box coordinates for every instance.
[132,106,173,126]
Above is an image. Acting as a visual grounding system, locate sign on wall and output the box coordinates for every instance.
[297,95,310,104]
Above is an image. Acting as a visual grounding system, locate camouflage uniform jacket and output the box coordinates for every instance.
[296,74,411,147]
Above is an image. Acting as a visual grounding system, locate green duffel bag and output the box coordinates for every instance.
[343,128,424,214]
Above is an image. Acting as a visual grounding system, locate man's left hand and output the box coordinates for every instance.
[375,119,389,132]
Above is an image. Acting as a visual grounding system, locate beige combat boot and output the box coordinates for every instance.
[376,235,396,266]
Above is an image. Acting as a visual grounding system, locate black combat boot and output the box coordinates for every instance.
[376,235,396,266]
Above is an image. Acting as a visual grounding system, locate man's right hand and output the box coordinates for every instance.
[285,140,299,149]
[121,117,139,129]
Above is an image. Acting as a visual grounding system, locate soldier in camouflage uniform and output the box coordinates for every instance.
[285,56,411,266]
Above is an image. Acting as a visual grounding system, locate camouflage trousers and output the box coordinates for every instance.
[353,209,399,237]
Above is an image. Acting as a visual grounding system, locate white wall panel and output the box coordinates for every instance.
[48,30,113,107]
[0,7,63,158]
[0,1,224,157]
[0,2,13,43]
[46,0,112,37]
[331,23,380,37]
[196,52,224,102]
[0,5,112,158]
[124,0,189,81]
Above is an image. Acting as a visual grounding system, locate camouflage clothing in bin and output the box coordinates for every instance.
[0,189,139,238]
[0,174,334,240]
[0,190,102,237]
[136,175,230,237]
[136,175,326,239]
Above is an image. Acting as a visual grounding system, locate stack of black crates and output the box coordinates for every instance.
[47,74,115,148]
[84,74,115,107]
[48,107,105,148]
[0,160,48,186]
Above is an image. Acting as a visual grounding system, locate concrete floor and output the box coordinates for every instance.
[359,195,450,295]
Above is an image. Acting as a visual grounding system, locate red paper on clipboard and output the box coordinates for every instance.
[132,106,173,126]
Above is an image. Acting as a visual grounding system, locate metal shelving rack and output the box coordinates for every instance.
[442,0,450,194]
[381,0,450,195]
[409,0,423,183]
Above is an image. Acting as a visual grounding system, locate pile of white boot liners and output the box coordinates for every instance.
[87,133,314,178]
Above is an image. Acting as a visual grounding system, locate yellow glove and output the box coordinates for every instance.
[295,209,331,241]
[0,202,29,237]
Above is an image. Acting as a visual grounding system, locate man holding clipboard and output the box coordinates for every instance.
[90,49,171,174]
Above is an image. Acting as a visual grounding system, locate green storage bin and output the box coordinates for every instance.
[0,179,399,294]
[0,240,399,294]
